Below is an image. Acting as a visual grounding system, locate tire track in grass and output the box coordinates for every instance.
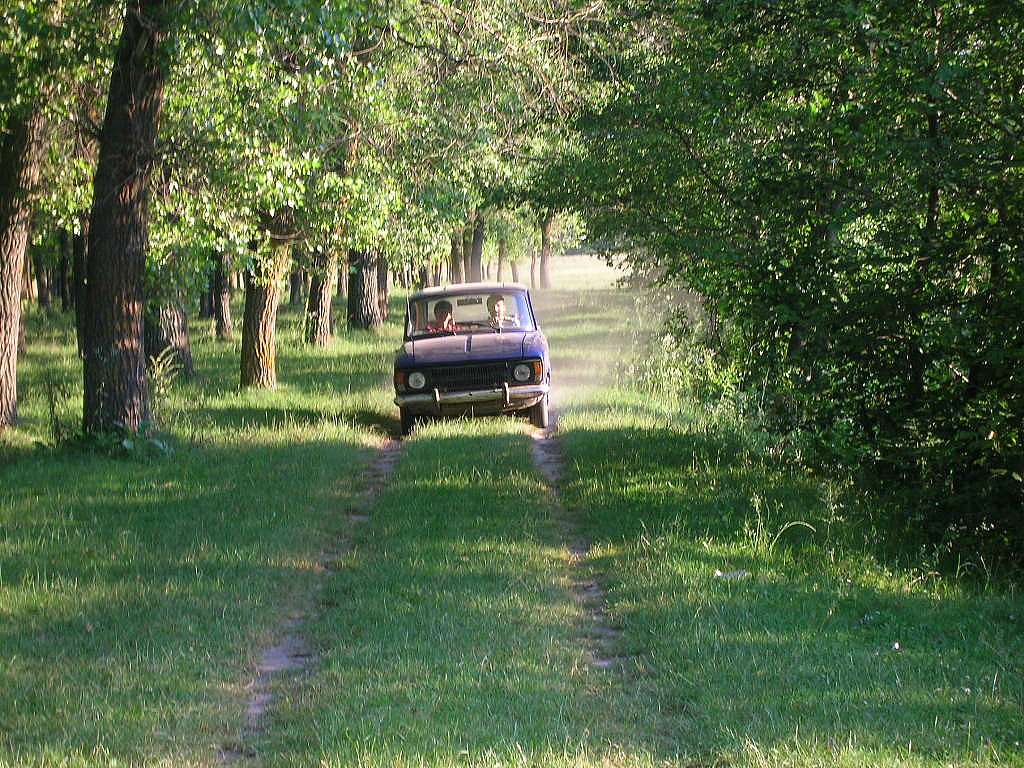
[251,419,622,767]
[530,412,629,672]
[219,438,403,764]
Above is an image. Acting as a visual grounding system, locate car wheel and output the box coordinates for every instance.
[400,408,415,437]
[528,395,549,429]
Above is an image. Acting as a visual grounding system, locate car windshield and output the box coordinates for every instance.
[407,291,535,338]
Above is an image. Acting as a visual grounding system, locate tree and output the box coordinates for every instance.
[469,212,485,282]
[212,250,233,340]
[553,0,1024,557]
[240,238,291,388]
[0,0,70,429]
[82,0,169,433]
[537,211,554,289]
[304,249,336,346]
[347,249,384,330]
[448,233,463,283]
[0,103,48,429]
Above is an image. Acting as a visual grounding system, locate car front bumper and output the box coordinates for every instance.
[395,383,549,416]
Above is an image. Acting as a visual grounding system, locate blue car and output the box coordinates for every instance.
[393,282,551,435]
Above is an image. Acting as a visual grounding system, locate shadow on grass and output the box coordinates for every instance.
[199,405,398,438]
[261,428,635,764]
[556,415,1024,764]
[0,434,376,760]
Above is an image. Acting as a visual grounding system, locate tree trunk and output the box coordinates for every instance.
[32,250,50,309]
[83,0,168,434]
[304,253,336,346]
[539,213,554,290]
[530,250,537,289]
[213,249,233,340]
[377,256,390,320]
[433,261,443,286]
[497,236,507,282]
[0,101,49,429]
[511,259,520,283]
[462,222,473,282]
[198,272,213,318]
[470,214,485,282]
[289,268,305,310]
[58,228,72,311]
[17,291,26,357]
[449,233,463,283]
[347,250,385,330]
[72,218,88,357]
[240,258,286,389]
[144,301,194,377]
[337,253,348,299]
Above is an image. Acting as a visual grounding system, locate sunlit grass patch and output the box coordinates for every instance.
[1,299,395,765]
[557,392,1024,768]
[254,416,663,767]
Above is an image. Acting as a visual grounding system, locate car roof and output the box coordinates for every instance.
[409,282,530,301]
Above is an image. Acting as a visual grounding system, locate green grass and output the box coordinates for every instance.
[3,258,1022,767]
[556,389,1024,767]
[1,300,402,766]
[251,417,641,766]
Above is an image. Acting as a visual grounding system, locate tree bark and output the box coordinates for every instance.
[449,233,463,283]
[288,268,305,310]
[72,219,89,358]
[198,269,213,318]
[144,301,193,377]
[347,249,385,330]
[377,256,390,320]
[337,253,348,298]
[539,213,554,289]
[497,236,507,282]
[32,250,50,309]
[304,253,336,346]
[213,249,233,340]
[470,214,485,282]
[58,229,73,311]
[240,256,286,389]
[83,0,168,434]
[462,222,473,282]
[511,259,520,283]
[22,252,36,304]
[0,102,49,429]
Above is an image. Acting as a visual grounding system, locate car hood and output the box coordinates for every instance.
[401,331,531,365]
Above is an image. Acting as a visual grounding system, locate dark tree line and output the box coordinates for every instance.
[555,0,1024,559]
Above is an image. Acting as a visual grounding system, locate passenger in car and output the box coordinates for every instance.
[426,300,456,332]
[486,294,506,329]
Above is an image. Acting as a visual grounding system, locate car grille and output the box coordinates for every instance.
[427,363,510,392]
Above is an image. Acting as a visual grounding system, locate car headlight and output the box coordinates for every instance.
[408,371,427,390]
[512,363,533,383]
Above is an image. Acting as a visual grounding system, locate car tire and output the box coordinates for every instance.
[400,408,415,437]
[528,395,549,429]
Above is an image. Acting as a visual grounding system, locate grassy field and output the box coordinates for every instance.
[557,390,1024,767]
[2,257,1022,767]
[1,302,400,766]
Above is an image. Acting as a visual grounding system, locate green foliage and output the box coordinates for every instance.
[554,0,1024,561]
